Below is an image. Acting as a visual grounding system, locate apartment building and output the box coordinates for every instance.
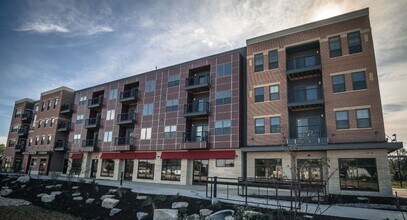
[2,8,402,196]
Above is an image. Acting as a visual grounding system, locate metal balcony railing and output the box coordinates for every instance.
[288,85,323,104]
[183,131,208,142]
[120,89,138,102]
[60,104,73,114]
[287,54,321,71]
[184,101,209,117]
[185,74,210,90]
[54,140,67,151]
[84,116,101,129]
[114,137,134,146]
[87,96,103,108]
[117,112,136,124]
[57,120,71,131]
[82,139,97,147]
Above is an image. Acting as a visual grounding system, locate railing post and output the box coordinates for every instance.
[120,171,124,186]
[213,176,217,198]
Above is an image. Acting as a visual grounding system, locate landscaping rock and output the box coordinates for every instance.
[100,194,115,200]
[73,196,83,201]
[41,195,55,203]
[72,192,81,197]
[37,193,47,198]
[101,198,119,209]
[1,186,9,189]
[51,191,62,196]
[153,209,178,220]
[55,184,62,188]
[200,209,213,216]
[208,210,235,220]
[137,212,148,220]
[0,196,31,206]
[17,176,30,183]
[311,196,325,202]
[72,186,79,190]
[110,208,121,216]
[171,201,188,209]
[45,185,55,189]
[188,214,200,220]
[11,181,16,184]
[136,195,147,200]
[21,185,26,189]
[86,198,95,204]
[225,216,235,220]
[0,189,13,196]
[108,189,117,194]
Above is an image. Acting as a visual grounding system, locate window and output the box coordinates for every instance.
[161,159,181,181]
[329,36,342,58]
[255,118,265,134]
[254,54,263,72]
[38,120,42,128]
[73,134,81,144]
[215,120,231,135]
[106,110,115,120]
[11,124,19,132]
[297,159,322,181]
[216,159,234,167]
[215,90,231,105]
[336,111,349,129]
[35,104,39,112]
[101,159,115,177]
[270,117,280,133]
[76,115,84,124]
[145,80,156,93]
[70,159,82,175]
[168,74,180,87]
[47,135,52,145]
[143,103,154,115]
[138,159,155,179]
[339,158,378,191]
[44,119,48,127]
[15,108,22,118]
[356,109,371,128]
[141,128,152,140]
[41,136,45,145]
[268,50,278,69]
[269,85,279,101]
[217,62,232,77]
[254,87,264,103]
[53,98,58,109]
[47,99,52,110]
[35,137,39,145]
[41,101,45,111]
[352,72,367,90]
[79,96,87,105]
[32,115,37,129]
[8,139,16,147]
[348,31,362,54]
[166,99,178,112]
[50,118,55,127]
[103,131,113,142]
[332,75,346,93]
[109,89,118,99]
[255,159,283,179]
[164,126,177,139]
[28,138,32,146]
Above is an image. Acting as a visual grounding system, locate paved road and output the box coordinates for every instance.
[394,188,407,198]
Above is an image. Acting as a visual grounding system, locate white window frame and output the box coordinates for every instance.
[141,128,152,140]
[103,131,113,142]
[106,110,116,120]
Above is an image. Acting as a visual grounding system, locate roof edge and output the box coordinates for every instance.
[15,98,35,104]
[41,86,75,96]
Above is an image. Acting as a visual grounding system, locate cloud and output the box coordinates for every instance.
[15,22,69,33]
[0,136,7,145]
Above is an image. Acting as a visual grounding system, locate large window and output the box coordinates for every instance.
[215,90,231,105]
[53,98,58,109]
[138,159,155,179]
[217,62,232,77]
[254,54,263,72]
[109,89,118,99]
[164,126,177,139]
[141,128,152,140]
[254,87,264,103]
[15,108,22,118]
[352,72,367,90]
[348,31,362,54]
[216,159,235,167]
[106,110,115,120]
[168,74,180,87]
[161,159,181,181]
[73,134,81,144]
[297,159,322,181]
[103,131,112,142]
[255,118,265,134]
[339,158,378,191]
[270,117,280,133]
[70,159,82,175]
[79,96,87,105]
[356,109,371,128]
[76,115,84,124]
[41,101,45,111]
[101,160,115,177]
[143,103,154,115]
[11,124,19,132]
[47,99,52,110]
[255,159,283,179]
[329,36,342,58]
[268,50,278,69]
[332,75,346,93]
[145,80,156,93]
[215,120,231,135]
[269,85,279,101]
[166,99,178,112]
[336,111,349,129]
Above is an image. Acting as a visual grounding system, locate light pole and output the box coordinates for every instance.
[393,134,403,188]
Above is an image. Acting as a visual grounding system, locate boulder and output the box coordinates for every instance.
[1,188,13,196]
[108,189,118,194]
[45,185,55,189]
[55,184,62,188]
[73,196,83,201]
[41,195,55,203]
[110,208,121,216]
[136,195,147,200]
[37,193,47,198]
[208,210,235,220]
[51,191,62,196]
[21,185,26,189]
[1,186,9,189]
[137,212,148,220]
[86,198,95,204]
[11,181,16,184]
[101,198,120,209]
[188,214,200,220]
[200,209,213,216]
[72,192,81,197]
[153,209,178,220]
[171,202,188,209]
[100,194,115,200]
[17,176,30,183]
[72,186,79,190]
[225,216,235,220]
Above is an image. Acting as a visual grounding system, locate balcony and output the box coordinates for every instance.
[286,54,321,79]
[184,74,210,93]
[117,112,136,126]
[15,139,26,153]
[113,137,134,151]
[119,89,138,103]
[87,96,103,109]
[21,111,32,122]
[182,131,208,149]
[57,120,71,132]
[84,117,100,129]
[288,85,324,111]
[184,101,209,118]
[17,126,28,137]
[60,104,73,114]
[288,124,327,145]
[82,139,97,152]
[54,140,67,151]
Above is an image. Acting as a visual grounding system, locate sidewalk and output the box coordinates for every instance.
[4,174,407,220]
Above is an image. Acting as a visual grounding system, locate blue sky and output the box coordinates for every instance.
[0,0,406,145]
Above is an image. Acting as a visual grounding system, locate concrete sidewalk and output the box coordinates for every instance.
[3,174,406,220]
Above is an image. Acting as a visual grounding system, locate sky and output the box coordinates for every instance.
[0,0,406,146]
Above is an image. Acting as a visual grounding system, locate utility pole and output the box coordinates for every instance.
[393,134,402,187]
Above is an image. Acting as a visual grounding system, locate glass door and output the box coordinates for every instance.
[124,159,134,180]
[90,159,98,178]
[38,158,47,175]
[193,160,209,185]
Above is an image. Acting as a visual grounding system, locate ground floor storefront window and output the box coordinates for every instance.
[38,158,47,175]
[297,159,322,181]
[101,159,115,177]
[138,159,155,179]
[339,158,379,191]
[70,159,82,175]
[161,159,181,181]
[255,159,282,179]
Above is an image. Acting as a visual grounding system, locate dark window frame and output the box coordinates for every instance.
[268,50,278,69]
[215,120,231,135]
[332,75,346,93]
[161,159,181,181]
[255,158,283,179]
[254,87,264,103]
[352,72,367,90]
[217,62,232,77]
[348,31,362,54]
[101,159,115,177]
[216,159,235,167]
[269,85,280,101]
[335,111,349,129]
[356,109,371,128]
[168,74,180,87]
[339,158,379,191]
[215,90,232,105]
[254,54,264,72]
[329,36,342,58]
[255,118,265,134]
[270,117,280,133]
[165,99,178,112]
[137,159,155,179]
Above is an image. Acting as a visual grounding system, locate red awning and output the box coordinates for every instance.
[160,150,235,159]
[100,152,156,160]
[71,153,83,159]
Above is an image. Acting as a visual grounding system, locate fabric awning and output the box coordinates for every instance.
[100,152,156,160]
[160,150,235,159]
[71,153,83,159]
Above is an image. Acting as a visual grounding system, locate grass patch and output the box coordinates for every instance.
[0,205,79,220]
[392,181,407,189]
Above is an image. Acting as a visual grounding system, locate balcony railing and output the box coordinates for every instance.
[114,137,134,146]
[120,89,138,103]
[60,104,73,114]
[117,112,136,125]
[17,126,28,137]
[84,116,101,129]
[15,139,26,152]
[54,140,67,151]
[183,131,209,142]
[87,96,103,109]
[286,54,322,78]
[185,74,210,92]
[57,120,71,132]
[288,85,324,109]
[82,139,97,148]
[184,101,209,117]
[21,111,32,122]
[289,124,327,145]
